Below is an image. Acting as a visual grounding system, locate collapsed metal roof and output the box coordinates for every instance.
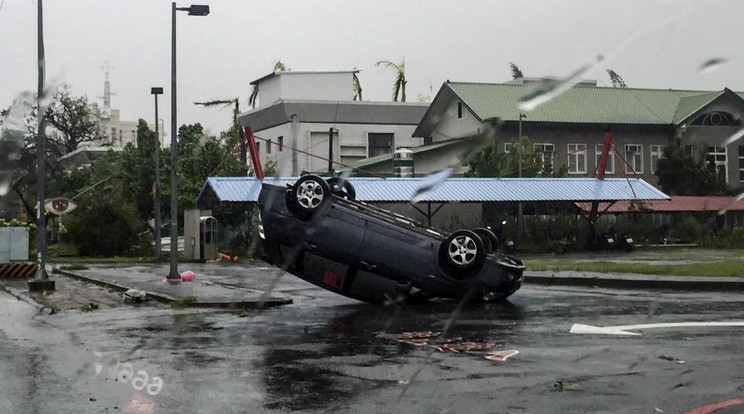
[195,176,669,207]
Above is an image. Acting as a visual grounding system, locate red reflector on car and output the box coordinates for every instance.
[323,271,344,289]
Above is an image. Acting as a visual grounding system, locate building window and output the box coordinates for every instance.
[457,102,463,119]
[707,146,728,183]
[685,145,696,159]
[625,144,643,174]
[368,133,393,157]
[255,142,260,156]
[650,145,663,174]
[533,143,555,170]
[739,146,744,182]
[505,142,519,153]
[594,144,615,174]
[267,139,272,154]
[278,136,283,151]
[567,144,587,174]
[111,128,117,144]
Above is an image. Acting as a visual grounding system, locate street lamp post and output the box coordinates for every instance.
[29,0,54,292]
[151,87,163,260]
[168,3,210,281]
[517,113,526,241]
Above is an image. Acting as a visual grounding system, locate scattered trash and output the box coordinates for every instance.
[42,290,53,296]
[79,303,100,312]
[398,379,410,385]
[90,397,97,402]
[484,350,520,362]
[236,309,251,318]
[380,331,517,363]
[659,355,685,364]
[123,289,147,303]
[654,407,663,412]
[180,270,196,281]
[553,380,581,391]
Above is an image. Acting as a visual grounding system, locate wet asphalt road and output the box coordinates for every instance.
[2,275,744,413]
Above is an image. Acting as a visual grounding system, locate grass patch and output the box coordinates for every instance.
[527,259,744,277]
[170,296,197,308]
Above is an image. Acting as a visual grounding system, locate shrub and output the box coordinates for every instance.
[66,199,148,257]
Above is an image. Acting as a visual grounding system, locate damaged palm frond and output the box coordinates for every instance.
[376,60,406,102]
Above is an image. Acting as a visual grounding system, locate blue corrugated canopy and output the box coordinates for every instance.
[195,176,669,206]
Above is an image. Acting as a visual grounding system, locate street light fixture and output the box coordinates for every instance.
[168,3,210,281]
[151,87,163,261]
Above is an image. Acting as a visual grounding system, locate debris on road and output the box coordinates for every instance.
[180,270,196,281]
[123,289,147,303]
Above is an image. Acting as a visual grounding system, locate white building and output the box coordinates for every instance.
[238,71,428,176]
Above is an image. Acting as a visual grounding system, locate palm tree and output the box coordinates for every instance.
[375,60,406,102]
[195,98,245,163]
[352,72,362,101]
[248,61,288,109]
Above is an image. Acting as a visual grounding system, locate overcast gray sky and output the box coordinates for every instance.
[1,0,742,139]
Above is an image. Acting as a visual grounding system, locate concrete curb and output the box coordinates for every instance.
[524,272,744,291]
[2,286,56,314]
[57,270,293,309]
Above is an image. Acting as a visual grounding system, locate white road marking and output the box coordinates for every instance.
[570,321,744,336]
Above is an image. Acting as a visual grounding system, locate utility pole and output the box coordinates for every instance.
[151,87,163,260]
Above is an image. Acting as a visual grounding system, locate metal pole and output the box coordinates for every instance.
[153,92,162,260]
[517,113,525,241]
[168,2,180,280]
[328,127,334,175]
[31,0,52,290]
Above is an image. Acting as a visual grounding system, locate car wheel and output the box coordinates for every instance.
[471,227,499,253]
[291,175,331,212]
[327,177,356,201]
[439,230,485,277]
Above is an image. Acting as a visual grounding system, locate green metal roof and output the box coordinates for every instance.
[447,82,744,125]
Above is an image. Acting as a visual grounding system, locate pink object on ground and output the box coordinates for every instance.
[180,270,196,281]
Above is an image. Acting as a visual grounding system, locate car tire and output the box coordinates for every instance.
[290,175,331,214]
[471,227,499,253]
[439,229,486,278]
[327,177,356,201]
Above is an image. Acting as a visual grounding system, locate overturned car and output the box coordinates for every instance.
[257,174,524,304]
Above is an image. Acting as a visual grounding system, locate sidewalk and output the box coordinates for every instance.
[56,262,293,309]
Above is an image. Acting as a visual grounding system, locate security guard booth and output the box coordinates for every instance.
[184,209,219,262]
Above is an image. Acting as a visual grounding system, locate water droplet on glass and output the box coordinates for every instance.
[699,58,728,74]
[720,127,744,147]
[518,56,603,112]
[717,191,744,216]
[411,168,453,203]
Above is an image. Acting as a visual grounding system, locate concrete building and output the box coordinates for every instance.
[412,79,744,192]
[353,79,744,194]
[238,71,428,176]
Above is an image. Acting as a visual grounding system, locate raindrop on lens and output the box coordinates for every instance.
[411,168,453,203]
[699,58,728,74]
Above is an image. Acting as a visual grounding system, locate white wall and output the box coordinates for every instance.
[259,72,354,107]
[432,99,482,142]
[255,122,423,176]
